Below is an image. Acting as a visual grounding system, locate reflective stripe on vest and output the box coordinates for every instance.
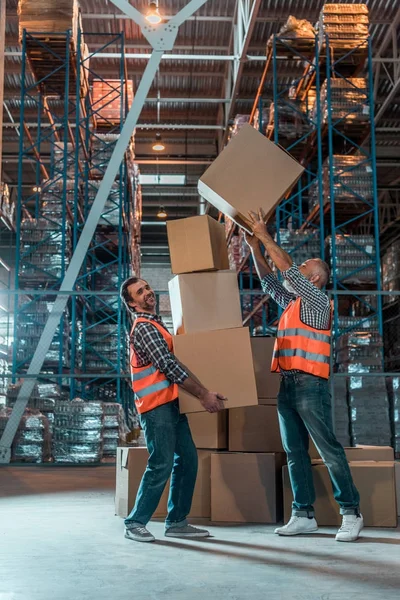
[134,378,171,400]
[277,328,330,344]
[131,365,158,381]
[273,348,330,364]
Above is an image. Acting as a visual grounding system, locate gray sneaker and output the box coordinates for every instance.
[125,525,155,543]
[165,524,210,538]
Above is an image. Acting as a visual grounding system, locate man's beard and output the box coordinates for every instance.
[283,279,297,295]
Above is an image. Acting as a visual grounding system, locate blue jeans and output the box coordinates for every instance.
[125,399,198,529]
[278,373,360,517]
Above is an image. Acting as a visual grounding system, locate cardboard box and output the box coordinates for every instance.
[395,462,400,517]
[115,447,212,519]
[169,271,242,335]
[174,327,258,414]
[283,461,398,527]
[190,450,212,518]
[309,444,395,462]
[115,447,168,519]
[188,411,228,449]
[229,405,284,453]
[198,124,304,233]
[166,215,229,275]
[251,337,280,402]
[211,452,285,523]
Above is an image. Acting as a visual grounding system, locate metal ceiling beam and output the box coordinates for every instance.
[373,6,400,100]
[222,0,262,141]
[0,0,211,464]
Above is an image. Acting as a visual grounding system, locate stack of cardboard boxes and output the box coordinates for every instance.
[114,124,398,527]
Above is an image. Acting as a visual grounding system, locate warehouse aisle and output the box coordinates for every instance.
[1,467,400,600]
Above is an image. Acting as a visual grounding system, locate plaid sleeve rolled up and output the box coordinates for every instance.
[132,321,188,384]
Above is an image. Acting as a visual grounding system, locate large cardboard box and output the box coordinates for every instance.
[251,337,281,402]
[115,447,212,519]
[310,444,395,462]
[190,450,212,518]
[188,411,228,450]
[283,462,398,527]
[174,327,258,414]
[198,124,304,233]
[115,447,168,519]
[229,405,284,453]
[166,215,229,275]
[395,462,400,517]
[211,452,285,523]
[169,271,242,335]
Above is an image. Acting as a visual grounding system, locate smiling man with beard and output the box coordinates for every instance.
[120,276,226,543]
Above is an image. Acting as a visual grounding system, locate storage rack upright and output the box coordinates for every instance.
[13,29,139,415]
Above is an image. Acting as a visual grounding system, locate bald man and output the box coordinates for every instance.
[246,209,362,543]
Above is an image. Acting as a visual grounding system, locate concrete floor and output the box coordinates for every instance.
[1,467,399,600]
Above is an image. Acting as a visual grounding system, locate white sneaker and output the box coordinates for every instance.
[275,516,318,536]
[335,514,364,542]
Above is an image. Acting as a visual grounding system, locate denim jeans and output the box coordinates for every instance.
[278,373,360,517]
[124,399,198,529]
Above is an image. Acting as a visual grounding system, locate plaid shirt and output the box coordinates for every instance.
[262,264,331,375]
[130,312,188,384]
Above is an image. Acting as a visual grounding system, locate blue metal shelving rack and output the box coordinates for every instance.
[238,32,383,343]
[13,30,135,410]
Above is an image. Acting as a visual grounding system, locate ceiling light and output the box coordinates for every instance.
[33,185,41,193]
[146,1,162,25]
[152,133,165,152]
[157,206,167,219]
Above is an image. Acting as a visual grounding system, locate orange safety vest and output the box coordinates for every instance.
[130,317,178,414]
[271,297,332,379]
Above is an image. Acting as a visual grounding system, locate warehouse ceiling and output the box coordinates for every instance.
[2,0,400,264]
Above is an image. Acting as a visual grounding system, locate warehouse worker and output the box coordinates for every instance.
[246,209,363,543]
[120,276,226,543]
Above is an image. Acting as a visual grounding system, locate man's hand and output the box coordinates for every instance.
[245,232,260,251]
[248,208,270,240]
[199,391,227,413]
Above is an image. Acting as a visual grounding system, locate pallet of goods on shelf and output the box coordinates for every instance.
[228,115,249,142]
[252,107,270,135]
[267,99,310,141]
[347,375,391,447]
[92,79,134,125]
[318,3,369,51]
[308,154,373,215]
[0,407,51,463]
[335,331,383,374]
[102,402,128,457]
[53,398,104,464]
[326,234,376,285]
[6,382,60,433]
[266,16,316,50]
[279,229,320,266]
[317,78,369,127]
[18,0,80,41]
[382,241,400,303]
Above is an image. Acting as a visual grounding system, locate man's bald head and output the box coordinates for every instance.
[299,258,330,289]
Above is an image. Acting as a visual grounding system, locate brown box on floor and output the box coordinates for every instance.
[166,215,229,275]
[174,327,258,414]
[283,462,398,527]
[115,447,212,520]
[169,271,242,335]
[395,462,400,517]
[188,411,228,450]
[309,444,395,462]
[250,337,280,403]
[115,447,168,519]
[229,405,284,453]
[211,452,286,523]
[198,124,304,233]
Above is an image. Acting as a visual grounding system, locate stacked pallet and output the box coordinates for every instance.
[18,0,80,42]
[319,3,369,51]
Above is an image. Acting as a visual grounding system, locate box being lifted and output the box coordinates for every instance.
[167,215,229,275]
[198,124,304,233]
